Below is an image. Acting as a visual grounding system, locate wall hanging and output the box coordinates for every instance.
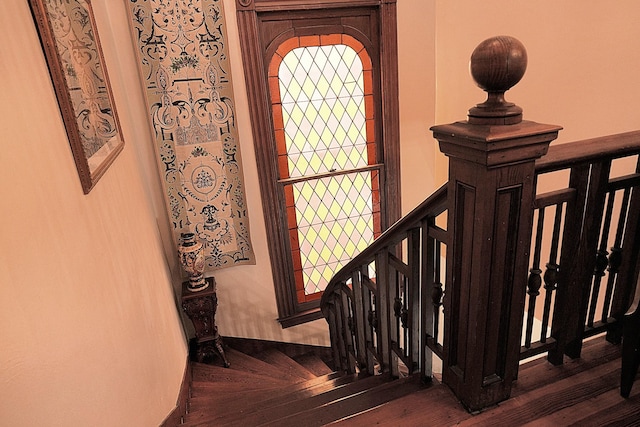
[29,0,124,194]
[127,0,255,269]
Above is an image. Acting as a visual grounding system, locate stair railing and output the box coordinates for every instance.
[321,35,640,412]
[526,130,640,364]
[320,184,448,380]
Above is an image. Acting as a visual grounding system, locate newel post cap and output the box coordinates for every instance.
[468,35,528,125]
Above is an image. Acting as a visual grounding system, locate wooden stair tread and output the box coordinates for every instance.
[254,348,319,381]
[292,352,335,377]
[259,374,427,427]
[184,373,385,426]
[219,347,306,383]
[185,373,360,425]
[189,370,344,402]
[191,362,294,388]
[330,380,471,426]
[188,371,348,412]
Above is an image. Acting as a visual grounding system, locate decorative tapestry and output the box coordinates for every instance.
[128,0,255,269]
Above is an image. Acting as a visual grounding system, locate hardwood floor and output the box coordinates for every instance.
[182,335,640,426]
[334,337,640,426]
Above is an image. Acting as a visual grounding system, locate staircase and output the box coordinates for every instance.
[178,336,640,426]
[180,342,427,426]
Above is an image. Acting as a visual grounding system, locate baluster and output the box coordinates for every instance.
[541,203,563,343]
[352,268,368,372]
[408,227,421,373]
[602,188,631,322]
[432,241,444,345]
[588,191,616,327]
[368,296,378,332]
[422,224,437,381]
[526,208,545,347]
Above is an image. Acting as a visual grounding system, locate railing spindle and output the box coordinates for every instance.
[541,203,563,343]
[588,191,616,327]
[526,208,545,348]
[601,187,631,322]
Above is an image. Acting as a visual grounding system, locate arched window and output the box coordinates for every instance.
[270,35,382,304]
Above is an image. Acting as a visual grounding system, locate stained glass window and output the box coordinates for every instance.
[271,35,381,302]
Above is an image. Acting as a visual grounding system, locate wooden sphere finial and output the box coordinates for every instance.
[468,36,527,125]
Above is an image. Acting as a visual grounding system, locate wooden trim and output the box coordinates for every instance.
[278,307,325,328]
[159,357,191,427]
[236,0,401,326]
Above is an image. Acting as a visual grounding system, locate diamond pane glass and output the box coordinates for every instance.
[279,45,367,178]
[292,171,375,295]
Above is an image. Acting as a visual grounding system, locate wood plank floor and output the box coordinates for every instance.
[332,337,640,426]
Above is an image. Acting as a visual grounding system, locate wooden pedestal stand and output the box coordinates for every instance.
[181,277,230,368]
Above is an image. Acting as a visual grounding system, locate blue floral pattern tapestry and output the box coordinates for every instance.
[128,0,255,269]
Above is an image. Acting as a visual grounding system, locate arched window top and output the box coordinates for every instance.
[269,34,373,79]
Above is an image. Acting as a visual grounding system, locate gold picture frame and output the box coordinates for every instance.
[29,0,124,194]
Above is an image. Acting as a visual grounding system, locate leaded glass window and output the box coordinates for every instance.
[270,35,381,303]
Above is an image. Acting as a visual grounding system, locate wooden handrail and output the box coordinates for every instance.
[536,130,640,173]
[320,183,448,311]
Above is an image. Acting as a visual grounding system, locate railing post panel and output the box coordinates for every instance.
[431,36,561,411]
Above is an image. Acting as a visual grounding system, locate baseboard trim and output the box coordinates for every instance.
[160,357,191,427]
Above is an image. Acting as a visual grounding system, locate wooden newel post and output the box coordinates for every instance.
[431,36,562,411]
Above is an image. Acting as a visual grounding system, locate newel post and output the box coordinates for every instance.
[431,36,562,411]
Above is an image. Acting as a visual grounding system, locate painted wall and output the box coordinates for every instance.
[434,0,640,184]
[0,1,187,426]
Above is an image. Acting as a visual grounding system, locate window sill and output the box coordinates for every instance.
[278,307,324,328]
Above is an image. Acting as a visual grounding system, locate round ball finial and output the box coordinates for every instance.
[468,36,528,125]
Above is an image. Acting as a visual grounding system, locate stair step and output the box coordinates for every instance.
[292,352,334,377]
[261,374,427,427]
[221,347,306,383]
[206,373,403,427]
[254,348,318,381]
[330,378,470,426]
[191,362,293,389]
[188,371,345,411]
[184,372,360,425]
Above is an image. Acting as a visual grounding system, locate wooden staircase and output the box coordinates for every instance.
[180,341,427,426]
[179,337,640,426]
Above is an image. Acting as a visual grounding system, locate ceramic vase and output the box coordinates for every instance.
[178,232,208,292]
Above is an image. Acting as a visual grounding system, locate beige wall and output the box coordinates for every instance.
[434,0,640,183]
[0,1,186,426]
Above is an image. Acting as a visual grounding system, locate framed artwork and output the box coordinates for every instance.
[29,0,124,194]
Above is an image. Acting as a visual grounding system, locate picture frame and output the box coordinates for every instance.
[29,0,124,194]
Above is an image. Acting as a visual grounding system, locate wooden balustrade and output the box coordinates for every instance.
[532,131,640,364]
[320,35,640,412]
[320,185,448,379]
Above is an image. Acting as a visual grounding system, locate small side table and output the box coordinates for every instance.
[181,277,230,368]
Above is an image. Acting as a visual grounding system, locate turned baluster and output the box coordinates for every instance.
[526,208,545,348]
[588,192,615,327]
[540,203,563,342]
[601,188,631,322]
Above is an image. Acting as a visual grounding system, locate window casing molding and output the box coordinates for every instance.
[235,0,401,327]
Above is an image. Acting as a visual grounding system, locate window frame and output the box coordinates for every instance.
[235,0,401,327]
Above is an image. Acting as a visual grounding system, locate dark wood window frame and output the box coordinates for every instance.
[235,0,401,327]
